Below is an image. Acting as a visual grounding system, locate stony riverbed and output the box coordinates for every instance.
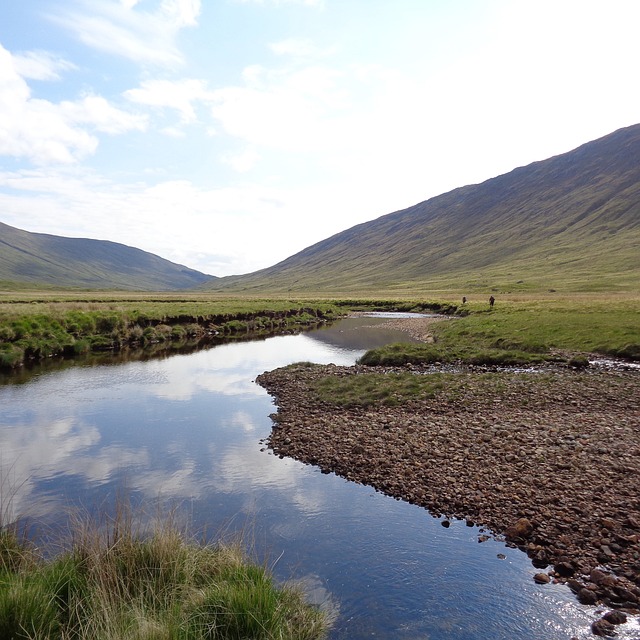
[256,355,640,635]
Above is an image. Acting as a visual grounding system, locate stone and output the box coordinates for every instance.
[590,569,610,585]
[504,517,534,540]
[255,362,640,619]
[534,573,551,584]
[591,618,616,637]
[603,611,627,625]
[577,588,598,605]
[554,561,576,577]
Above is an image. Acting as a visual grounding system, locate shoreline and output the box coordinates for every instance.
[256,360,640,622]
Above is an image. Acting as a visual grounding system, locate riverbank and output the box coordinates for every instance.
[0,298,338,370]
[256,360,640,620]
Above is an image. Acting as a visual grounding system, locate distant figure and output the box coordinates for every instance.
[489,295,495,308]
[462,296,467,304]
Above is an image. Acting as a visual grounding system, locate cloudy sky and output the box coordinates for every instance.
[1,1,638,276]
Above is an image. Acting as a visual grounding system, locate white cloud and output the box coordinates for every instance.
[269,38,334,58]
[220,146,261,172]
[209,64,349,153]
[11,50,77,81]
[124,78,213,124]
[236,0,324,6]
[0,47,97,164]
[48,0,201,67]
[160,0,201,27]
[62,94,147,134]
[0,45,147,165]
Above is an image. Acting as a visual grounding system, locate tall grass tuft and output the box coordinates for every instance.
[0,496,328,640]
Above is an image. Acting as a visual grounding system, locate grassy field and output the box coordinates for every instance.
[437,294,640,357]
[355,292,640,367]
[0,290,638,371]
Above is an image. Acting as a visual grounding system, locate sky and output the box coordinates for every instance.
[1,1,639,277]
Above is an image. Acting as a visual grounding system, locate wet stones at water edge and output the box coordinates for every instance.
[591,611,628,637]
[255,363,640,629]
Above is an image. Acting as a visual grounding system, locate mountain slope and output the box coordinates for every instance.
[210,124,640,293]
[0,223,214,290]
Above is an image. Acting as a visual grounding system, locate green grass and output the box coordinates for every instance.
[1,291,638,372]
[313,372,447,408]
[0,505,328,640]
[435,296,640,359]
[357,294,640,367]
[0,295,339,370]
[306,367,583,410]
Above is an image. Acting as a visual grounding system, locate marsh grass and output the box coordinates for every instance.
[0,496,328,640]
[0,297,339,370]
[357,342,551,368]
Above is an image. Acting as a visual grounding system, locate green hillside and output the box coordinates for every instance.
[0,222,214,291]
[209,124,640,294]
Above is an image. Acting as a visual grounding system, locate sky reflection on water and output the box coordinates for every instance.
[1,318,637,639]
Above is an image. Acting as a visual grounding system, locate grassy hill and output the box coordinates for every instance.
[0,222,214,291]
[208,124,640,294]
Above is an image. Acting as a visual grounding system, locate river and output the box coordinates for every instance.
[1,314,633,639]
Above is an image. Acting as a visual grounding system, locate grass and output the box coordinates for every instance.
[357,294,640,367]
[307,368,572,410]
[438,295,640,355]
[0,295,339,370]
[0,291,638,372]
[0,499,328,640]
[312,372,447,408]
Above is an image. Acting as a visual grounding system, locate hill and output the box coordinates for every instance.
[0,222,214,291]
[208,124,640,294]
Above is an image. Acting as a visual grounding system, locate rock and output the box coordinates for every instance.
[613,585,637,603]
[534,573,551,584]
[591,618,616,637]
[602,611,627,625]
[554,561,576,577]
[531,550,549,568]
[577,588,598,605]
[590,569,610,585]
[504,517,534,540]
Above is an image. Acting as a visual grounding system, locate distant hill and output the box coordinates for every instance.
[208,124,640,293]
[0,222,214,291]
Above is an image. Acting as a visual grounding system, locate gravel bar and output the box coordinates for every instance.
[256,360,640,623]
